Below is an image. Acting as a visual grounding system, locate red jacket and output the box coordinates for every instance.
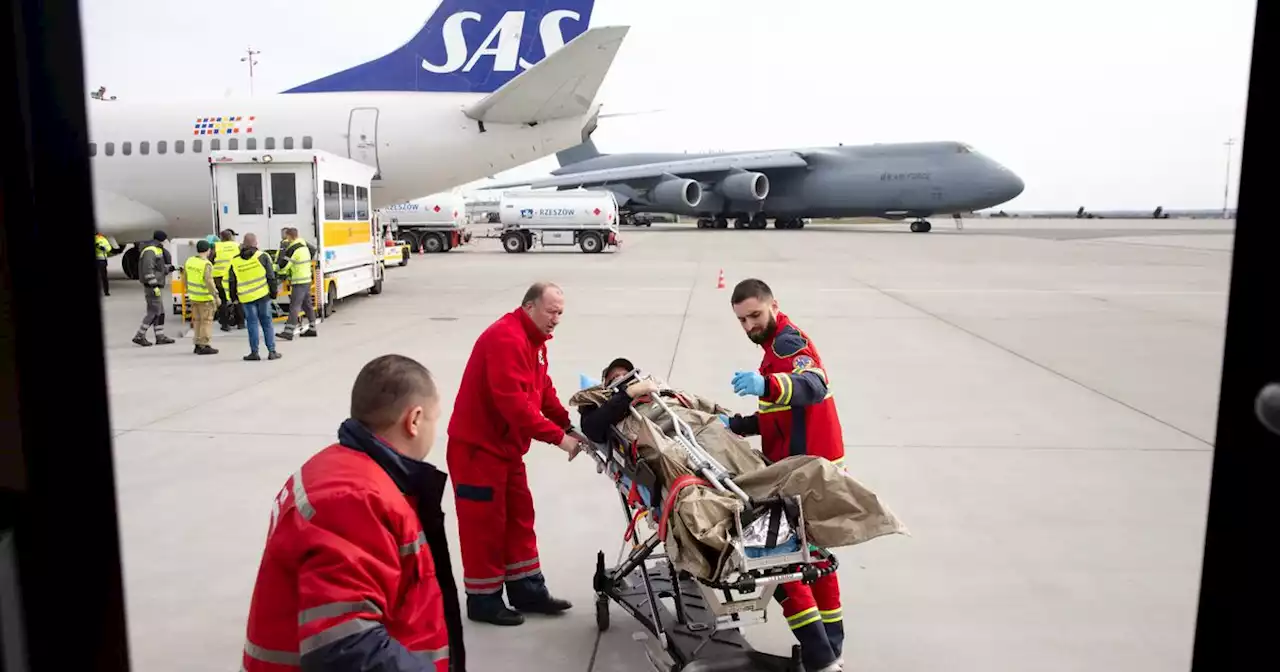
[241,418,464,672]
[728,312,845,466]
[447,307,571,459]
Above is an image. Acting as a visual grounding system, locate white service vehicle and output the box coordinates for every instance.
[376,192,472,253]
[497,190,620,254]
[200,149,384,318]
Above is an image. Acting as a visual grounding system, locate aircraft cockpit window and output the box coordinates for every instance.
[140,141,150,156]
[122,141,132,156]
[105,142,115,156]
[89,142,96,157]
[302,136,313,150]
[175,140,184,154]
[265,137,276,150]
[193,139,202,153]
[957,143,972,154]
[246,138,257,150]
[157,141,167,155]
[228,138,239,151]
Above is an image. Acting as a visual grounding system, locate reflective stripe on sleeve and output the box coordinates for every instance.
[292,470,315,520]
[399,531,426,556]
[299,618,380,655]
[411,645,450,663]
[298,600,383,626]
[244,638,300,666]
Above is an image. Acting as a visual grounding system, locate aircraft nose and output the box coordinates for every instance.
[1002,170,1025,201]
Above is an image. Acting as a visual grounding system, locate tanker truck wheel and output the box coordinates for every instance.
[502,232,527,253]
[579,232,603,254]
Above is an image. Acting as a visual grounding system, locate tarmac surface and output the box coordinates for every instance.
[98,217,1232,672]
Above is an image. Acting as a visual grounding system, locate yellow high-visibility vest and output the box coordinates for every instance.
[231,250,269,303]
[285,240,313,285]
[183,256,214,303]
[213,241,239,280]
[95,235,111,260]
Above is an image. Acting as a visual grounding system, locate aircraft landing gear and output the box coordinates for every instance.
[910,219,933,233]
[695,217,729,229]
[734,216,750,229]
[774,218,805,229]
[750,213,768,229]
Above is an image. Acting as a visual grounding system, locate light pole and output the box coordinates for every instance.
[1223,137,1236,218]
[241,47,261,95]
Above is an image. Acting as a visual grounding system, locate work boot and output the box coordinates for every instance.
[154,335,175,345]
[467,594,524,626]
[220,324,232,332]
[197,345,218,355]
[276,330,294,341]
[132,335,152,347]
[268,351,282,361]
[244,352,261,361]
[506,574,572,615]
[300,325,317,338]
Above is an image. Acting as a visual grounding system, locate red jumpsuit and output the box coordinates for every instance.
[447,307,571,607]
[242,418,460,672]
[727,311,845,668]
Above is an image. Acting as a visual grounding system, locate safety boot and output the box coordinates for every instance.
[154,335,175,345]
[268,351,282,360]
[196,345,218,355]
[132,335,152,347]
[300,325,318,337]
[466,594,524,626]
[506,574,572,615]
[276,329,294,341]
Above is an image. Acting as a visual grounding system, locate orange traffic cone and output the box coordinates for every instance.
[716,269,725,289]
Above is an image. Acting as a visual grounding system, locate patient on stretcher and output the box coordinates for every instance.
[570,358,908,584]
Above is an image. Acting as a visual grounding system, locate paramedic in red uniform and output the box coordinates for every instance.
[447,281,584,626]
[723,278,846,672]
[240,354,465,672]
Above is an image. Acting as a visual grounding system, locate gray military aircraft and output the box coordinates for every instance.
[480,137,1025,232]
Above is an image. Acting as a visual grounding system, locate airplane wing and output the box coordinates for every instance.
[478,150,811,190]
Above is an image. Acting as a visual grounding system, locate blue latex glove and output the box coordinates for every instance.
[579,373,600,390]
[718,413,731,428]
[732,371,765,397]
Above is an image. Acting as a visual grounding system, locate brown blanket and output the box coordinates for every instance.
[569,375,908,583]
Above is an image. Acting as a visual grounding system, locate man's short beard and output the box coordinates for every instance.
[748,314,777,344]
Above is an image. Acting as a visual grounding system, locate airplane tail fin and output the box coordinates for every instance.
[283,0,599,94]
[462,25,629,124]
[555,138,603,166]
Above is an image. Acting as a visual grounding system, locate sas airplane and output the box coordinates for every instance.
[87,0,628,279]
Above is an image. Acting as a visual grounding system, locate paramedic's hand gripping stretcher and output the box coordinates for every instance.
[578,366,863,672]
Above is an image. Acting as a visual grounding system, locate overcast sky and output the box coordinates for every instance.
[80,0,1257,211]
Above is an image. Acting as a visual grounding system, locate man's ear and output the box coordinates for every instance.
[405,406,424,438]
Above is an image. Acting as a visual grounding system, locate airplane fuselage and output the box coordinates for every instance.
[553,141,1025,219]
[87,93,590,243]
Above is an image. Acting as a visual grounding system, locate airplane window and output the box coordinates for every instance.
[89,142,96,157]
[157,141,167,155]
[957,143,972,153]
[211,139,221,151]
[122,142,132,156]
[302,136,313,150]
[105,142,115,156]
[237,173,264,215]
[246,138,257,150]
[228,138,239,151]
[323,180,341,219]
[341,183,356,219]
[284,137,294,150]
[356,186,369,219]
[265,137,275,150]
[175,140,184,154]
[270,173,298,215]
[140,141,150,155]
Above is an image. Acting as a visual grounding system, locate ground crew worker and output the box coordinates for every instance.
[182,240,221,355]
[447,281,582,626]
[240,354,465,671]
[723,278,846,672]
[213,229,243,331]
[228,232,281,361]
[95,232,112,296]
[276,227,319,340]
[132,230,176,347]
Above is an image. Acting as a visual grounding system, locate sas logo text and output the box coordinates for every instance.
[421,7,589,75]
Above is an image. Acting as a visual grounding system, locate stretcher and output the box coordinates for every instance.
[581,368,840,672]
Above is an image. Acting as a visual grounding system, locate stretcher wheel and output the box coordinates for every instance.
[595,593,610,632]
